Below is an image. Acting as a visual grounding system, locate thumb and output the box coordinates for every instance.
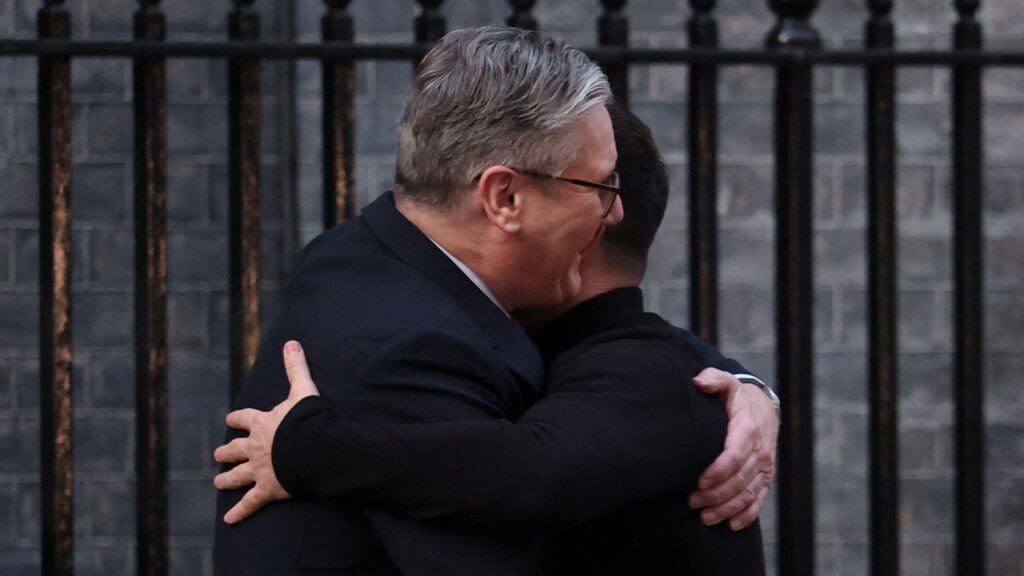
[283,341,321,400]
[693,367,729,394]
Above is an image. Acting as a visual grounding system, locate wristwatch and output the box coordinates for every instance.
[734,374,781,418]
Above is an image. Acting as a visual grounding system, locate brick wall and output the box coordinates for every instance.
[1,1,1022,574]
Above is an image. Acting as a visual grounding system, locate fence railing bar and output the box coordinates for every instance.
[278,0,300,282]
[952,2,986,575]
[687,0,720,345]
[36,2,74,575]
[228,0,262,402]
[13,4,1007,575]
[865,2,900,575]
[321,0,356,229]
[598,0,630,105]
[133,2,170,575]
[4,40,1024,66]
[768,2,820,575]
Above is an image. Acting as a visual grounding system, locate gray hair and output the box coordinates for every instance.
[394,26,612,210]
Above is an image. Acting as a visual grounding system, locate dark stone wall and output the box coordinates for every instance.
[1,1,1021,574]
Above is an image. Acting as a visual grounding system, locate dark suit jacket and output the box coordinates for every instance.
[273,288,765,575]
[214,192,547,575]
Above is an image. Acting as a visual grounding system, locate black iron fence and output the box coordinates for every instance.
[3,0,1020,575]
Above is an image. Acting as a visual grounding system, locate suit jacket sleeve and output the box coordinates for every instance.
[671,325,750,375]
[274,340,711,537]
[273,325,543,575]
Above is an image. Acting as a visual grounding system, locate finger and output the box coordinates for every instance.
[729,485,769,531]
[214,463,255,491]
[692,367,731,394]
[756,431,779,470]
[225,408,261,431]
[213,438,250,464]
[696,417,757,490]
[223,486,269,525]
[695,445,748,493]
[283,341,320,400]
[700,471,766,527]
[691,446,760,509]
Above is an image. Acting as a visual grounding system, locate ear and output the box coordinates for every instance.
[476,165,523,234]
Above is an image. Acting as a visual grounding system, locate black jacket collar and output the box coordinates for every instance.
[534,286,646,363]
[361,192,545,393]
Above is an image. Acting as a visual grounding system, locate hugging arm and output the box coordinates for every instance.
[266,329,544,574]
[673,326,747,375]
[673,327,779,529]
[272,344,703,537]
[217,336,778,532]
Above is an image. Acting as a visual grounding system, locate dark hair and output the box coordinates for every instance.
[602,103,669,277]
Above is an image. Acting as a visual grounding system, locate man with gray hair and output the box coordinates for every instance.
[214,26,775,575]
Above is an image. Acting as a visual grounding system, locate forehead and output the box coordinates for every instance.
[567,106,617,176]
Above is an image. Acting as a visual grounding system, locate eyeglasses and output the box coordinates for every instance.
[509,167,620,218]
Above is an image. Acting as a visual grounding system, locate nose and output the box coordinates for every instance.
[603,195,624,226]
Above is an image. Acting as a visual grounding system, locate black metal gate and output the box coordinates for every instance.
[3,0,1021,574]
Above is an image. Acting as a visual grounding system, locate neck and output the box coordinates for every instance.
[397,195,516,311]
[514,248,638,333]
[572,255,635,306]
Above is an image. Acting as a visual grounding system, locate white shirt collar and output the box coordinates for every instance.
[427,238,510,317]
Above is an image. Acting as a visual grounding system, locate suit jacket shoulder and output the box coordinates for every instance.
[235,193,542,416]
[217,193,544,576]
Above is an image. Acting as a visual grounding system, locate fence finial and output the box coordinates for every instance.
[766,0,821,48]
[955,0,980,17]
[867,0,893,17]
[688,0,718,43]
[599,0,628,35]
[38,0,70,37]
[507,0,538,30]
[415,0,446,43]
[689,0,716,14]
[323,0,353,41]
[230,0,260,40]
[135,0,166,40]
[866,0,894,47]
[598,0,629,103]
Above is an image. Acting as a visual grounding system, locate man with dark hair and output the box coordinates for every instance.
[599,103,671,274]
[216,103,772,574]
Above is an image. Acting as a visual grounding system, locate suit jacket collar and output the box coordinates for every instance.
[362,192,545,394]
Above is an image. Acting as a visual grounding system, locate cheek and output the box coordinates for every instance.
[567,214,600,246]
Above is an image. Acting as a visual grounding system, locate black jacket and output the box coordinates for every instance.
[214,192,546,575]
[271,287,765,575]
